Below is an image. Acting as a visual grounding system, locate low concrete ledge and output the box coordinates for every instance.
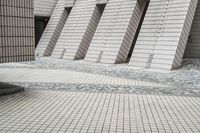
[0,82,24,96]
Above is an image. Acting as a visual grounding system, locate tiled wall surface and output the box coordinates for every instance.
[35,0,70,56]
[65,0,75,8]
[0,0,35,63]
[96,0,107,4]
[51,0,103,60]
[129,0,198,71]
[34,0,200,71]
[34,0,58,16]
[184,0,200,58]
[85,0,147,64]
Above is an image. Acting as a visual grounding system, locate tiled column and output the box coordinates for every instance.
[65,0,76,8]
[85,0,147,64]
[129,0,198,71]
[0,0,35,63]
[34,0,58,17]
[96,0,108,4]
[35,0,71,56]
[184,1,200,58]
[52,0,104,60]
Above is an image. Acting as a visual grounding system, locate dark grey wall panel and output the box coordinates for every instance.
[184,1,200,58]
[0,0,35,63]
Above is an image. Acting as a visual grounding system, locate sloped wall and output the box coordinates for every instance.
[85,0,147,64]
[51,0,103,60]
[34,0,58,16]
[129,0,198,71]
[35,0,70,56]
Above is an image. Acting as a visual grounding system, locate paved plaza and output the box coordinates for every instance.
[0,57,200,132]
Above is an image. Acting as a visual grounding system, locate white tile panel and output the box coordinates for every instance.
[85,0,147,64]
[51,0,104,60]
[35,0,70,56]
[129,0,198,71]
[34,0,58,16]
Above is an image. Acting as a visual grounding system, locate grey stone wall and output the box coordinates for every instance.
[0,0,35,63]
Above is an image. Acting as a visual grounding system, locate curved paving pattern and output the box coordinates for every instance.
[1,57,200,96]
[0,68,167,88]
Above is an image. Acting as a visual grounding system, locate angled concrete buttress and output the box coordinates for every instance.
[129,0,198,71]
[96,0,107,4]
[66,0,76,7]
[85,0,148,64]
[184,0,200,58]
[51,0,104,60]
[35,0,74,56]
[34,0,58,17]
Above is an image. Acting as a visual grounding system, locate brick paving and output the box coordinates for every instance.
[0,90,200,133]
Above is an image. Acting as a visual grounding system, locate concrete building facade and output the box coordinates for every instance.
[35,0,200,71]
[1,0,200,71]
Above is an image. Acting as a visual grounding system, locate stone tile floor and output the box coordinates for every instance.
[0,57,200,132]
[1,90,200,133]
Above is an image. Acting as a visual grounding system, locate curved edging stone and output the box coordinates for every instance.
[0,82,24,96]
